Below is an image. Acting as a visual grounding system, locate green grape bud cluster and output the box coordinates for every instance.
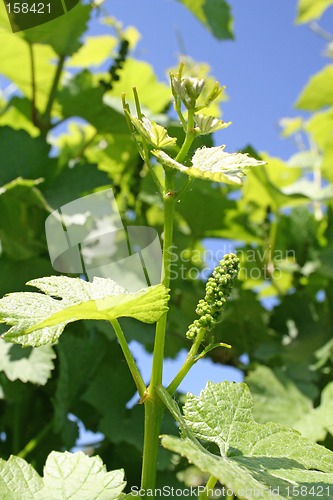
[170,73,205,109]
[186,253,240,339]
[100,38,129,91]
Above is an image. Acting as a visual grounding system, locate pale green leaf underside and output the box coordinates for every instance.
[0,338,55,385]
[161,381,333,500]
[0,455,42,499]
[154,146,266,185]
[0,276,168,347]
[0,451,126,500]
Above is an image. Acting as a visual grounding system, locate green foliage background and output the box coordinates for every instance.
[0,0,333,497]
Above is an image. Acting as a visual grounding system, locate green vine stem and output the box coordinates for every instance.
[108,317,146,399]
[141,100,198,493]
[141,167,176,493]
[199,475,218,500]
[41,54,66,131]
[17,422,53,460]
[28,43,38,127]
[122,90,164,195]
[167,327,206,395]
[175,109,196,163]
[132,86,164,195]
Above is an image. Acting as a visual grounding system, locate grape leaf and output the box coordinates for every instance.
[295,65,333,111]
[105,58,171,114]
[0,128,51,185]
[43,162,110,208]
[0,34,57,111]
[0,455,43,499]
[0,177,50,260]
[153,146,266,185]
[0,452,126,499]
[296,0,333,23]
[66,35,118,68]
[247,366,333,442]
[0,338,55,385]
[281,180,333,201]
[161,381,333,499]
[0,276,169,347]
[177,0,234,40]
[0,97,39,137]
[22,3,91,57]
[57,70,129,134]
[52,327,109,440]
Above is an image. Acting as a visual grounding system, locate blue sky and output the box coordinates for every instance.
[89,0,333,160]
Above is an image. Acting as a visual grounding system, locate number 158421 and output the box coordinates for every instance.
[6,3,51,14]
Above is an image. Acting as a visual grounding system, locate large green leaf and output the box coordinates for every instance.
[53,327,108,441]
[0,34,57,111]
[307,109,333,150]
[0,338,55,385]
[0,257,55,296]
[296,65,333,111]
[177,180,235,237]
[0,276,169,347]
[43,162,110,208]
[161,381,333,499]
[238,153,305,221]
[0,452,126,499]
[177,0,234,40]
[0,127,51,185]
[296,0,333,23]
[82,340,139,448]
[246,366,333,442]
[106,58,171,114]
[154,146,266,185]
[269,291,330,367]
[57,70,128,134]
[301,108,333,186]
[0,178,50,260]
[212,287,269,357]
[22,3,91,57]
[0,97,39,137]
[66,35,118,68]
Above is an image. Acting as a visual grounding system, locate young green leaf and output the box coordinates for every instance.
[0,451,126,499]
[194,114,231,135]
[161,381,333,499]
[129,115,177,149]
[0,276,169,347]
[296,0,333,24]
[153,146,266,185]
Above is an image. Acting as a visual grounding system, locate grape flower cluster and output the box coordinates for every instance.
[186,253,240,339]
